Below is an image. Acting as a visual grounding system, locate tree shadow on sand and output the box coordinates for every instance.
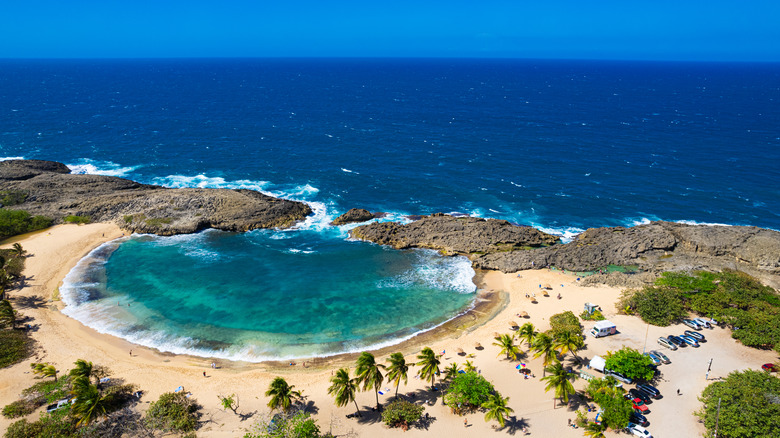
[500,415,531,435]
[13,294,46,310]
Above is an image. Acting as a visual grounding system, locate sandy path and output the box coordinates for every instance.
[1,225,776,437]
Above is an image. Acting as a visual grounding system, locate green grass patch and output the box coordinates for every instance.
[0,191,28,206]
[63,215,91,224]
[2,399,40,419]
[144,217,172,227]
[0,209,52,240]
[22,376,71,403]
[0,329,34,369]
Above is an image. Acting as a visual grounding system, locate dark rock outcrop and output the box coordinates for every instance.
[0,159,312,235]
[331,208,375,225]
[350,213,560,254]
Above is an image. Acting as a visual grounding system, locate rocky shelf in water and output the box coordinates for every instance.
[351,214,780,289]
[0,159,312,235]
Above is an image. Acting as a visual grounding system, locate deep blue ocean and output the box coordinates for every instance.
[2,58,779,360]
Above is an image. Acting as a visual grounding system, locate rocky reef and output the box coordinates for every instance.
[352,214,780,288]
[0,159,312,235]
[350,213,560,254]
[331,208,377,225]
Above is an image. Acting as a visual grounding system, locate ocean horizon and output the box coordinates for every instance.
[2,58,779,360]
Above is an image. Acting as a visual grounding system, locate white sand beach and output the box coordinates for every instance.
[1,224,776,436]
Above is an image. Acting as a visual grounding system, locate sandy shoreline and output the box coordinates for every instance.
[2,224,777,436]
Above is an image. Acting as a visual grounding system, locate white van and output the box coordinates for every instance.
[589,320,617,338]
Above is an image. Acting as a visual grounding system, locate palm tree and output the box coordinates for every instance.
[386,353,409,400]
[443,362,460,381]
[0,273,11,301]
[481,393,514,428]
[11,243,25,258]
[70,376,107,426]
[0,299,16,329]
[416,347,441,390]
[31,362,58,381]
[493,333,522,361]
[265,377,301,412]
[540,362,577,408]
[583,421,607,438]
[328,368,361,418]
[70,359,95,385]
[532,332,558,376]
[518,322,538,348]
[355,352,385,410]
[463,360,476,373]
[554,330,584,362]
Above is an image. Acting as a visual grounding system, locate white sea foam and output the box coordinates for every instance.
[0,156,25,161]
[67,159,142,177]
[674,220,733,227]
[532,225,585,243]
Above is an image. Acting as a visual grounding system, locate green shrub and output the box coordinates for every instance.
[63,215,90,224]
[604,347,655,381]
[698,370,780,438]
[0,329,33,368]
[0,209,52,239]
[243,412,324,438]
[145,392,199,433]
[145,217,172,227]
[549,310,582,337]
[580,309,605,321]
[4,409,80,438]
[620,286,686,326]
[2,399,40,419]
[21,375,71,403]
[0,191,27,207]
[443,371,496,414]
[381,399,424,429]
[123,215,133,223]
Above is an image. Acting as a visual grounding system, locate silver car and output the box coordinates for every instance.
[650,350,671,364]
[693,317,712,329]
[679,334,700,347]
[657,337,677,350]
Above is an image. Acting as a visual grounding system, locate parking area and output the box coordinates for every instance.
[580,314,778,437]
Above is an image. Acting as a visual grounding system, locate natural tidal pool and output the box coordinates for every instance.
[61,228,476,361]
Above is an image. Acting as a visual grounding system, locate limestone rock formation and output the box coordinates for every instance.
[331,208,376,225]
[0,159,312,235]
[350,213,560,254]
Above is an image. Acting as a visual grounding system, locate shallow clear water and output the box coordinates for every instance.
[61,229,475,360]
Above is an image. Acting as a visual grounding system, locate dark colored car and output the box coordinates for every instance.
[684,330,706,342]
[667,335,687,347]
[630,412,649,427]
[629,388,652,404]
[636,383,661,399]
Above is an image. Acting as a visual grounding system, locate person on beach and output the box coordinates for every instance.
[464,419,468,427]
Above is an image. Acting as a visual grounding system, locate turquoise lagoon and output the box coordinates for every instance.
[61,227,477,361]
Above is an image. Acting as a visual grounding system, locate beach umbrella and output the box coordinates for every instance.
[493,332,501,338]
[543,283,552,289]
[474,342,483,350]
[520,311,529,318]
[510,321,519,328]
[456,348,465,355]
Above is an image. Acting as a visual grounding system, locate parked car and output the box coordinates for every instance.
[629,388,652,404]
[667,335,687,347]
[682,319,702,330]
[642,352,661,366]
[684,330,706,342]
[762,363,779,372]
[627,422,653,437]
[606,369,634,384]
[630,412,649,427]
[649,350,671,364]
[657,337,677,350]
[636,383,662,399]
[693,317,712,329]
[626,396,649,413]
[679,334,700,347]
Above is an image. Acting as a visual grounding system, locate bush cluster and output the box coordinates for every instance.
[698,370,780,438]
[63,215,91,224]
[620,270,780,352]
[443,371,495,414]
[381,399,425,429]
[0,329,33,369]
[1,399,39,419]
[145,391,200,433]
[549,310,582,337]
[0,209,51,239]
[604,347,655,381]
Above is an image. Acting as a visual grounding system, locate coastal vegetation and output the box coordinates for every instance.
[386,352,409,399]
[604,347,655,381]
[328,368,361,418]
[481,393,513,428]
[266,377,302,413]
[442,371,496,414]
[620,270,780,352]
[355,352,385,411]
[416,347,440,390]
[381,399,425,430]
[540,362,577,408]
[145,391,200,433]
[584,377,632,430]
[697,369,780,438]
[4,359,142,438]
[493,333,522,360]
[244,411,328,438]
[0,209,51,240]
[62,215,91,224]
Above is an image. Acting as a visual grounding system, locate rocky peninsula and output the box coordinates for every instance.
[352,215,780,289]
[0,159,312,235]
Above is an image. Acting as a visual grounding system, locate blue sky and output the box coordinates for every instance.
[3,0,779,61]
